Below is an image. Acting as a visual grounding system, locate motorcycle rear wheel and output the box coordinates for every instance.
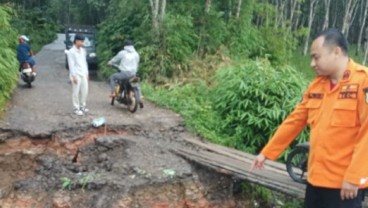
[126,88,139,113]
[21,75,33,88]
[286,146,308,184]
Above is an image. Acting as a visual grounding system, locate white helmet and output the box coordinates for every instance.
[20,35,29,42]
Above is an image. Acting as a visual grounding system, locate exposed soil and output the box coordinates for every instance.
[0,35,251,207]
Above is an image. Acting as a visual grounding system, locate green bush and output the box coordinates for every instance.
[11,7,58,52]
[0,5,19,111]
[141,14,198,79]
[143,59,309,160]
[226,19,264,59]
[211,59,308,154]
[258,27,297,65]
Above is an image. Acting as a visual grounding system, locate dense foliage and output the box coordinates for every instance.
[11,7,58,52]
[96,0,297,81]
[0,1,59,111]
[211,60,308,153]
[0,5,19,110]
[143,59,308,157]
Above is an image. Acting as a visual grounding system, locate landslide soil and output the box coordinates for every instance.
[0,35,250,208]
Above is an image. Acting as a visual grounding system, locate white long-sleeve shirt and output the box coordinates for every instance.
[65,45,88,77]
[107,45,139,77]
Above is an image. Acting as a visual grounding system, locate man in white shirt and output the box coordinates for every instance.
[65,34,89,116]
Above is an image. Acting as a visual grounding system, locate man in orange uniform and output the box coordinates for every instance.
[251,28,368,207]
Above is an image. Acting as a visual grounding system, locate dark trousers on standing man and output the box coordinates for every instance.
[305,183,364,208]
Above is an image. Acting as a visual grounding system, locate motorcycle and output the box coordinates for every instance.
[110,72,141,113]
[286,142,309,184]
[20,62,35,88]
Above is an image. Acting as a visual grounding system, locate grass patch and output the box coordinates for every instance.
[141,81,224,144]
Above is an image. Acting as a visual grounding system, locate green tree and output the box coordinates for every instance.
[0,5,19,110]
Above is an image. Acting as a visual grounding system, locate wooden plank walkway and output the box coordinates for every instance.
[174,138,306,199]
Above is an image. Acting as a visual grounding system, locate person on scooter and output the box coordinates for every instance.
[16,35,36,76]
[107,40,143,108]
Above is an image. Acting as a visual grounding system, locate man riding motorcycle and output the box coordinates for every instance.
[16,35,37,76]
[107,40,143,108]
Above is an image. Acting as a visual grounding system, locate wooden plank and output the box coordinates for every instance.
[183,138,290,176]
[177,148,301,188]
[174,147,306,199]
[176,148,305,198]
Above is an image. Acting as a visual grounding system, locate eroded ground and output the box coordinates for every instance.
[0,35,250,208]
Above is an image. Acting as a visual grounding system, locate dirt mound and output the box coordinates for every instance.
[0,126,249,208]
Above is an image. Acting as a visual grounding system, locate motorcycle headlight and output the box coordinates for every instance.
[89,53,96,58]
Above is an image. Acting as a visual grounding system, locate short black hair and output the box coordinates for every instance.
[124,40,134,46]
[74,34,85,44]
[314,28,348,55]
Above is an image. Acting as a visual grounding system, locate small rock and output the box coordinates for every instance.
[97,153,108,163]
[65,163,79,173]
[116,196,133,208]
[103,161,113,171]
[95,136,125,149]
[37,156,56,170]
[53,195,71,208]
[0,184,12,199]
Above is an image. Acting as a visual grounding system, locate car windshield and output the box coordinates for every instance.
[68,33,95,48]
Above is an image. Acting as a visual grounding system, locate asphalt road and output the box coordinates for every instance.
[0,34,181,138]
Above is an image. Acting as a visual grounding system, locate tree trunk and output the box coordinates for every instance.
[341,0,358,39]
[205,0,212,13]
[228,0,232,19]
[322,0,331,30]
[303,0,318,56]
[274,0,279,27]
[292,2,301,31]
[363,40,368,65]
[357,1,368,55]
[198,0,212,58]
[288,0,302,32]
[236,0,242,19]
[160,0,166,21]
[275,0,287,28]
[149,0,160,36]
[331,1,338,28]
[289,0,297,29]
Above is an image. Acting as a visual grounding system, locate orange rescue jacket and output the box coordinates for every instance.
[261,59,368,188]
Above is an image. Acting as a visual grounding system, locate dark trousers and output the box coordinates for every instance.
[305,183,364,208]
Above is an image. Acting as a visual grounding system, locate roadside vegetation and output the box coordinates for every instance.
[0,1,59,112]
[0,5,18,111]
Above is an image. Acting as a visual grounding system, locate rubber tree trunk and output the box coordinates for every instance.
[357,1,368,55]
[205,0,212,13]
[236,0,242,19]
[363,40,368,65]
[149,0,160,36]
[303,0,318,56]
[322,0,331,30]
[341,0,358,39]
